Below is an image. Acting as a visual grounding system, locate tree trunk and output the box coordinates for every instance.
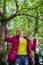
[34,13,39,65]
[0,21,6,65]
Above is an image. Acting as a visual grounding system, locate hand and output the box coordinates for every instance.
[35,47,39,54]
[34,33,39,46]
[2,33,5,40]
[34,33,38,39]
[6,25,9,31]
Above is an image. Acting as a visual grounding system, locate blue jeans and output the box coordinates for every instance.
[14,55,30,65]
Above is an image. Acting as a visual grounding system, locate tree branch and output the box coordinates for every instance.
[17,14,43,21]
[0,12,3,17]
[5,0,43,22]
[3,0,6,14]
[15,0,19,12]
[34,13,39,35]
[19,2,43,11]
[6,13,17,21]
[0,11,3,21]
[6,13,36,21]
[6,13,43,22]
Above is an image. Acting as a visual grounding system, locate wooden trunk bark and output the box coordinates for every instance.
[0,21,6,65]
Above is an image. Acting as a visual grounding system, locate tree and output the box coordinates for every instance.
[0,0,43,64]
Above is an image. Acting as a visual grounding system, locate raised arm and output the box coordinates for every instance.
[31,34,38,50]
[31,39,37,50]
[2,25,12,43]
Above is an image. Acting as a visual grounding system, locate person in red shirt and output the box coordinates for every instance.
[2,26,38,65]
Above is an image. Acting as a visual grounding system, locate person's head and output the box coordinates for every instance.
[16,27,24,37]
